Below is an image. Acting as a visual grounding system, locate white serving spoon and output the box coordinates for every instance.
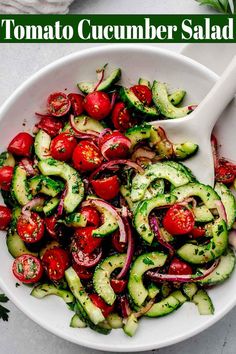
[151,56,236,186]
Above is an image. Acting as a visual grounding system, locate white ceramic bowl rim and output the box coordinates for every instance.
[1,44,233,353]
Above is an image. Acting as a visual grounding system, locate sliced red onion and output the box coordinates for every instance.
[110,92,118,111]
[215,200,228,224]
[157,127,174,158]
[101,136,131,160]
[229,230,236,249]
[35,112,53,118]
[32,126,40,135]
[133,299,155,318]
[211,134,219,169]
[57,187,67,216]
[177,197,197,209]
[19,158,38,177]
[89,159,144,181]
[69,114,99,138]
[117,216,134,279]
[21,197,45,222]
[98,128,112,142]
[93,65,106,92]
[119,295,131,318]
[82,199,127,243]
[147,259,220,283]
[188,104,198,112]
[149,216,175,257]
[131,147,156,162]
[71,239,103,267]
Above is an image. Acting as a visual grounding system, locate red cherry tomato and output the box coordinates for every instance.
[71,239,102,268]
[47,92,71,117]
[72,140,103,172]
[89,294,114,318]
[111,102,136,131]
[130,85,152,106]
[12,254,43,284]
[17,212,45,243]
[68,93,84,116]
[42,248,69,281]
[215,165,235,185]
[45,215,58,239]
[191,226,205,239]
[110,279,127,294]
[163,204,195,235]
[80,206,100,227]
[72,262,93,280]
[50,133,77,161]
[0,205,11,230]
[112,230,127,253]
[8,132,34,157]
[91,176,120,200]
[0,166,14,191]
[168,258,193,275]
[36,115,63,137]
[74,227,102,254]
[99,131,130,160]
[83,91,111,120]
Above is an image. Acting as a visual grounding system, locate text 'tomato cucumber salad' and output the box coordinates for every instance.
[0,65,236,337]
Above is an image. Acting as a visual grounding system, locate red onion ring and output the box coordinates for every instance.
[188,104,198,112]
[21,197,45,223]
[119,295,132,318]
[82,199,127,243]
[131,147,156,162]
[229,230,236,249]
[19,158,38,177]
[71,239,103,268]
[101,136,131,160]
[89,159,144,182]
[69,114,100,138]
[35,112,54,118]
[110,92,118,111]
[133,299,155,318]
[147,259,220,283]
[57,187,67,216]
[93,65,107,92]
[215,200,228,224]
[157,127,174,158]
[149,216,175,257]
[117,215,134,279]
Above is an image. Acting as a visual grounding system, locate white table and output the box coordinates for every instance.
[1,1,235,354]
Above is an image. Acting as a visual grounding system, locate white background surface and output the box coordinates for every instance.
[0,1,235,354]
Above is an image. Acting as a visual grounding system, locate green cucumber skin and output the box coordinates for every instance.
[11,166,32,206]
[31,284,74,303]
[168,90,186,106]
[145,295,181,317]
[215,182,236,230]
[192,290,214,315]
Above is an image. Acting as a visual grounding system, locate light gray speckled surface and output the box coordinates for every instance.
[0,1,235,354]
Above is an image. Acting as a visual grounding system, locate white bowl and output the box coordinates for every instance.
[0,45,236,352]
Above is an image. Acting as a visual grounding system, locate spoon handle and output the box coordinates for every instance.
[192,55,236,131]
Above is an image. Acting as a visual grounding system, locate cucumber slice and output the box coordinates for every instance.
[77,68,121,94]
[192,290,214,315]
[38,158,84,214]
[145,295,180,317]
[125,124,152,151]
[134,194,177,244]
[171,290,187,304]
[31,284,74,303]
[215,182,236,230]
[147,283,160,299]
[198,248,235,285]
[43,197,60,216]
[138,78,151,89]
[63,115,105,135]
[62,213,87,228]
[164,161,197,182]
[193,205,214,223]
[34,129,51,160]
[128,252,167,306]
[106,313,123,329]
[152,81,192,119]
[29,175,64,197]
[11,166,32,206]
[161,282,172,298]
[131,162,190,202]
[65,267,105,325]
[123,314,138,337]
[168,90,186,106]
[0,151,15,168]
[172,182,220,210]
[182,283,198,300]
[70,314,87,328]
[173,142,198,160]
[39,240,60,259]
[93,254,126,305]
[120,87,159,118]
[77,82,94,94]
[7,232,38,258]
[177,219,228,264]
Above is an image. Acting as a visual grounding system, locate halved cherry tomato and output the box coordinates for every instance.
[168,258,193,275]
[17,212,45,243]
[72,140,103,172]
[42,248,69,281]
[89,294,114,318]
[112,102,136,131]
[110,279,127,294]
[8,132,34,157]
[47,92,71,117]
[91,176,120,200]
[45,215,58,239]
[72,262,93,280]
[130,85,152,106]
[68,93,84,116]
[80,206,100,227]
[0,205,11,230]
[0,166,14,191]
[191,226,205,239]
[71,238,102,268]
[12,254,43,284]
[99,131,130,160]
[163,204,195,235]
[36,115,63,137]
[74,227,102,254]
[50,132,77,161]
[215,165,235,185]
[112,230,127,253]
[83,91,111,120]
